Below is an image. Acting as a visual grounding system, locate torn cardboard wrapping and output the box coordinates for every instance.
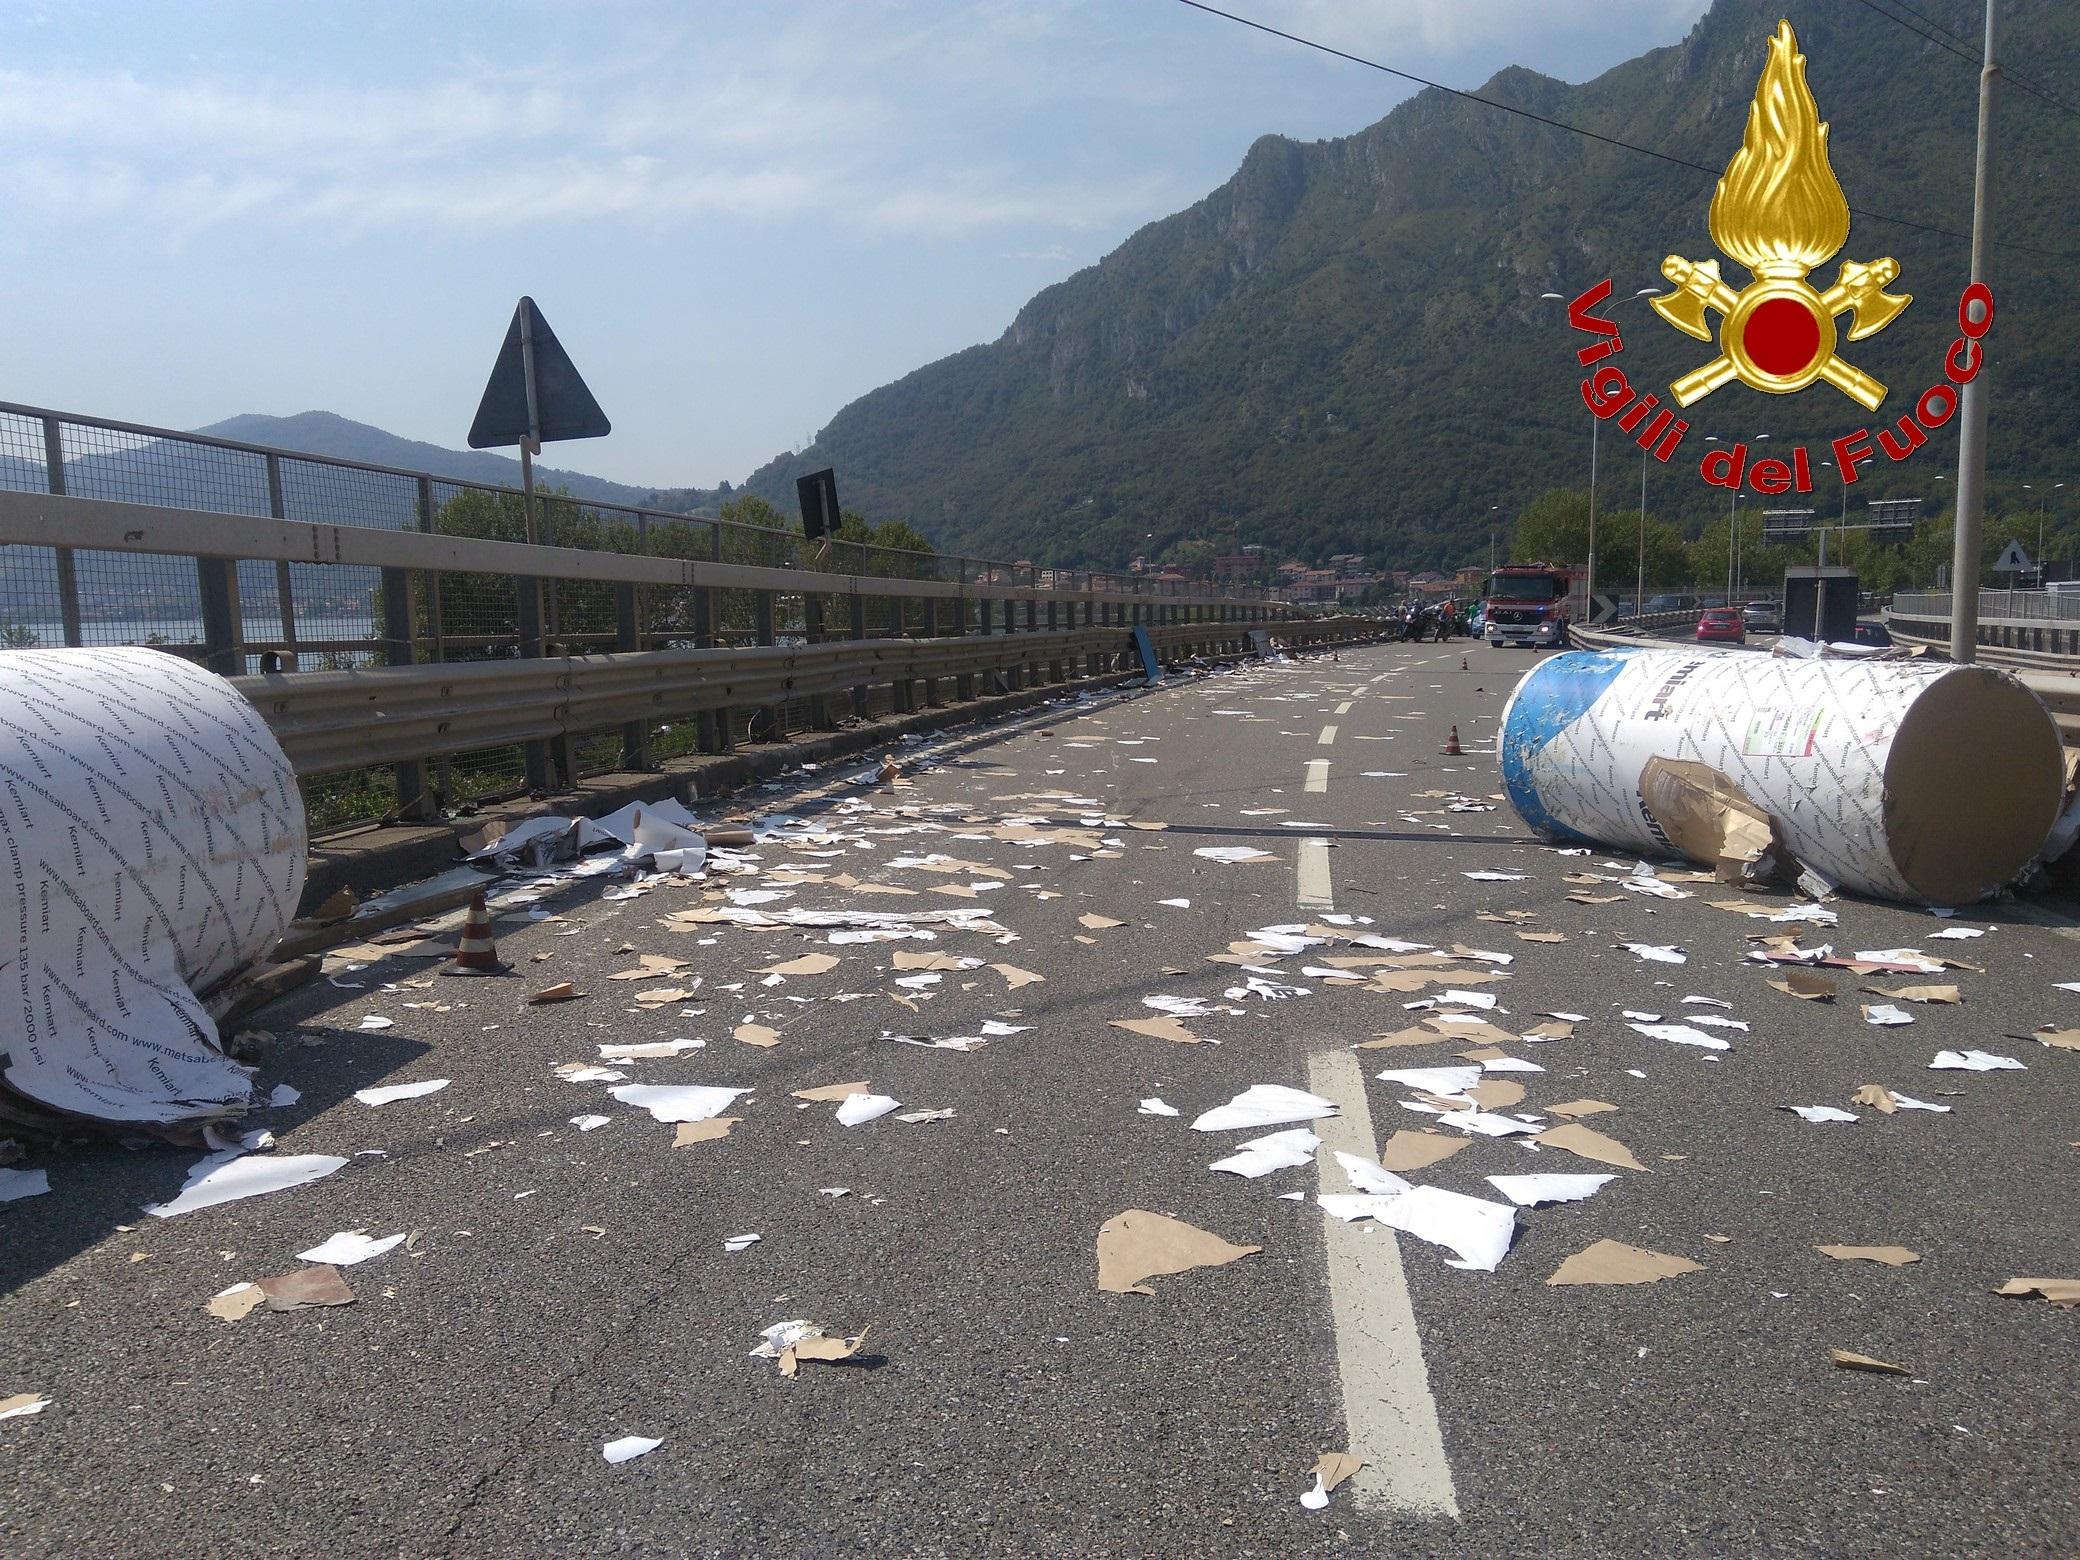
[0,649,307,1130]
[1498,649,2066,904]
[1638,757,1778,885]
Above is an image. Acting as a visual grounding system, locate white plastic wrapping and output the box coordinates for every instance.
[1499,647,2065,904]
[1,648,306,1123]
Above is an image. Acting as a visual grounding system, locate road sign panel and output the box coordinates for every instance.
[796,469,839,541]
[1993,540,2032,574]
[468,296,610,449]
[1590,594,1620,624]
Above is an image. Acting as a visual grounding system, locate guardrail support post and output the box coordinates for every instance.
[197,556,243,677]
[265,453,298,664]
[957,589,977,702]
[40,417,83,648]
[1046,600,1062,682]
[804,592,834,729]
[921,597,941,705]
[380,565,432,819]
[755,589,782,743]
[616,582,651,770]
[850,593,870,721]
[516,571,552,791]
[1003,598,1022,691]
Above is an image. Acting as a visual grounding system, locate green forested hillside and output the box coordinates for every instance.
[743,0,2080,574]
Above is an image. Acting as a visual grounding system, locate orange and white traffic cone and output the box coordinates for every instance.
[1442,725,1463,756]
[440,890,506,976]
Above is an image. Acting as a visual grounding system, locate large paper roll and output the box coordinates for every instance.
[1499,647,2066,904]
[1,648,306,1124]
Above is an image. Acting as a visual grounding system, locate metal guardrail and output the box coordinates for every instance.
[0,465,1357,827]
[237,616,1376,780]
[1894,588,2080,623]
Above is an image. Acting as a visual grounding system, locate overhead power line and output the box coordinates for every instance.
[1172,0,2076,261]
[1848,0,2080,121]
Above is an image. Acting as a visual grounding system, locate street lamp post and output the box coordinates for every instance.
[1704,433,1769,599]
[1541,287,1658,619]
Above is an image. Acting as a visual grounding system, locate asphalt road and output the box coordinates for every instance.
[3,638,2076,1557]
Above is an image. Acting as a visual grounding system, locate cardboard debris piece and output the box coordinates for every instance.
[1850,1084,1899,1114]
[1547,1239,1701,1287]
[1532,1123,1646,1173]
[1301,1451,1366,1511]
[1863,983,1961,1005]
[1355,1026,1455,1051]
[631,985,698,1007]
[2029,1028,2080,1052]
[1993,1277,2080,1308]
[673,1118,740,1146]
[1546,1099,1618,1120]
[791,1081,871,1102]
[608,954,690,982]
[206,1282,266,1322]
[258,1264,356,1311]
[0,1393,51,1420]
[1638,757,1779,883]
[530,982,581,1004]
[1829,1348,1911,1376]
[1379,1131,1469,1173]
[1109,1016,1211,1045]
[1078,914,1127,931]
[1816,1245,1921,1266]
[1769,970,1837,1001]
[759,953,841,977]
[735,1024,782,1048]
[1095,1209,1262,1296]
[750,1319,873,1378]
[990,964,1044,990]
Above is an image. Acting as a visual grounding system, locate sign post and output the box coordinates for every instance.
[467,297,612,790]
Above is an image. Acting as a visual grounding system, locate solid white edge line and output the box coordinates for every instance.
[1306,1048,1461,1520]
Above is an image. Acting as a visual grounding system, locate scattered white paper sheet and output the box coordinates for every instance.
[723,1233,761,1253]
[1929,1050,2026,1072]
[1929,927,1986,939]
[1486,1173,1615,1206]
[0,1394,51,1420]
[1195,846,1275,864]
[1862,1004,1914,1027]
[603,1436,662,1464]
[1191,1084,1340,1132]
[268,1084,300,1108]
[1628,1022,1731,1052]
[1377,1185,1517,1271]
[296,1231,407,1266]
[353,1079,451,1107]
[0,1167,51,1203]
[1158,898,1191,908]
[1334,1151,1412,1197]
[836,1093,902,1126]
[1621,943,1688,965]
[570,1114,611,1132]
[609,1083,751,1123]
[1785,1105,1859,1123]
[599,1039,705,1061]
[1888,1093,1953,1112]
[145,1151,348,1219]
[1138,1098,1180,1117]
[1438,1107,1542,1137]
[1210,1128,1321,1178]
[1461,871,1526,882]
[1375,1065,1482,1097]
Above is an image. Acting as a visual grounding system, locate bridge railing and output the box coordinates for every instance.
[0,410,1360,832]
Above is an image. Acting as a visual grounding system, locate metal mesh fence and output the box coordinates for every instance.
[0,399,1271,833]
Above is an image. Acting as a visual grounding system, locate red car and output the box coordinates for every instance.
[1696,607,1746,645]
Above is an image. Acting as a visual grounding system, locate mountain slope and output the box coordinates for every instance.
[195,411,713,512]
[744,0,2080,569]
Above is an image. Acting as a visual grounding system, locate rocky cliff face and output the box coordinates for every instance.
[745,0,2077,569]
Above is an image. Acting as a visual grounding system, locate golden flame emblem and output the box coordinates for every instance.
[1651,20,1910,409]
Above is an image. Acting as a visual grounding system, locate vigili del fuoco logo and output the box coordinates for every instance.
[1563,19,1995,497]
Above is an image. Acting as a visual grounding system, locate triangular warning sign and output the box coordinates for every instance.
[467,296,610,450]
[1993,540,2033,573]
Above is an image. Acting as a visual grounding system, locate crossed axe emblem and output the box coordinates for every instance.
[1652,256,1910,411]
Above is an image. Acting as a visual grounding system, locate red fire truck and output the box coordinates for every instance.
[1482,563,1578,649]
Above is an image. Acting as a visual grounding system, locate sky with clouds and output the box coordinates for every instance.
[0,0,1710,487]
